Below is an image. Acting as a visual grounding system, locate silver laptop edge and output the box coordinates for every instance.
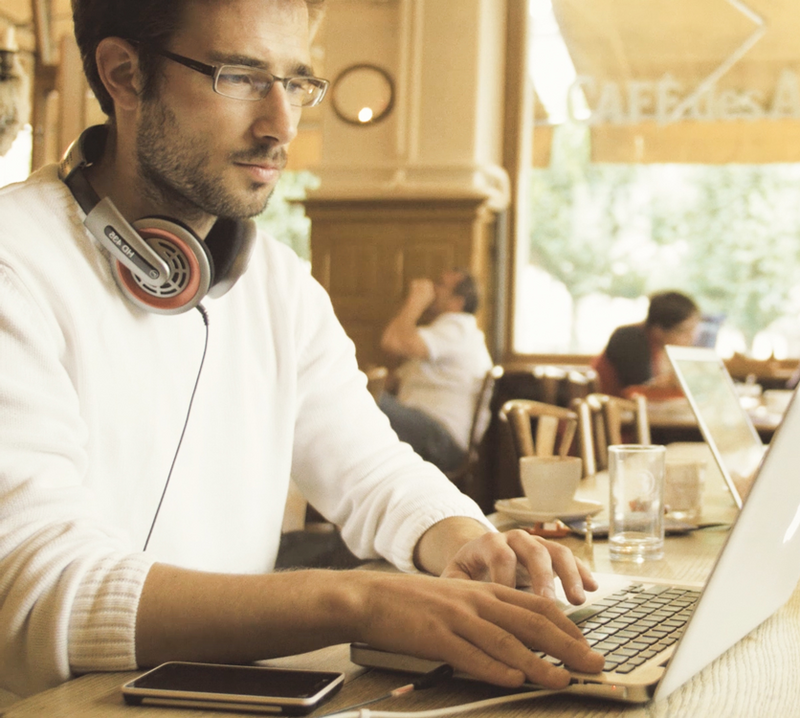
[655,374,800,699]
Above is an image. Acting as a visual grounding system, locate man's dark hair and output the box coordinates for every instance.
[71,0,326,118]
[452,268,479,315]
[71,0,180,117]
[645,290,699,330]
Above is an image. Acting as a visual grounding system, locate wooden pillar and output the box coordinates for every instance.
[307,194,497,370]
[306,0,509,368]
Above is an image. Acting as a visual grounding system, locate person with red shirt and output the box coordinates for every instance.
[593,291,701,398]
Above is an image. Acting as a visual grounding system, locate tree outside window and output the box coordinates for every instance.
[521,123,800,358]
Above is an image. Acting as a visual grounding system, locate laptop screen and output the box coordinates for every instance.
[666,346,764,507]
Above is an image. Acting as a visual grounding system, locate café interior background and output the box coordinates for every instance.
[3,0,800,367]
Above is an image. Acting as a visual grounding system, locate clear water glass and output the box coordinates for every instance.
[609,444,666,562]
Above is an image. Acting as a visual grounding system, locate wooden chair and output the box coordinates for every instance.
[446,365,504,493]
[572,393,651,476]
[499,399,579,461]
[530,365,568,405]
[563,368,600,406]
[494,364,599,409]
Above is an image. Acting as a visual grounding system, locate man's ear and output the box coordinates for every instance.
[95,37,144,113]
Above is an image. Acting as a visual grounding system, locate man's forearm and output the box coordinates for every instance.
[381,302,429,358]
[135,564,360,667]
[381,280,435,358]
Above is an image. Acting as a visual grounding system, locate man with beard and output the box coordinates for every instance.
[379,269,493,472]
[0,0,603,702]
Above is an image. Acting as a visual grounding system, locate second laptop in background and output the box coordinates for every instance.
[665,345,766,508]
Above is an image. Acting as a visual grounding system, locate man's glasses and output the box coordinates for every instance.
[150,47,329,108]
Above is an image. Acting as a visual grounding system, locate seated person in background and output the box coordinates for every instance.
[593,290,701,397]
[379,269,492,472]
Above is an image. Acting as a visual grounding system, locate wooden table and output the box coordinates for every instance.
[6,446,800,718]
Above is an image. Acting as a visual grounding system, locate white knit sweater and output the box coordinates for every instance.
[0,166,492,698]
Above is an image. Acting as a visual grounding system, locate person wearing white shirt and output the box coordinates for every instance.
[379,269,492,472]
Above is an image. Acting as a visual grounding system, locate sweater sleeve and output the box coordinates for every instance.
[0,264,154,698]
[282,263,494,573]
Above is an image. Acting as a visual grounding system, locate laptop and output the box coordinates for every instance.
[665,345,767,508]
[351,381,800,703]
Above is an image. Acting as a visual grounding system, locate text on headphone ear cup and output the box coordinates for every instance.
[113,219,213,315]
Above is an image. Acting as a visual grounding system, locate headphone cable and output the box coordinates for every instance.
[142,303,210,551]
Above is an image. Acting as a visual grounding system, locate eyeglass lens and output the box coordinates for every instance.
[216,66,325,106]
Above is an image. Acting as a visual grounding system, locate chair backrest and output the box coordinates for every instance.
[495,364,599,410]
[531,365,568,405]
[563,368,600,405]
[445,365,504,494]
[466,365,505,457]
[499,398,579,461]
[572,392,651,475]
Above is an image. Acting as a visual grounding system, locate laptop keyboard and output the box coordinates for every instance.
[535,583,701,674]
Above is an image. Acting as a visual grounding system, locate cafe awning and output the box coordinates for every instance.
[546,0,800,163]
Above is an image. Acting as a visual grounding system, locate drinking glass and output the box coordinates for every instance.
[609,444,666,562]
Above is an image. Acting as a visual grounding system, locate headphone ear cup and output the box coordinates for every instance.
[204,218,257,299]
[112,218,213,315]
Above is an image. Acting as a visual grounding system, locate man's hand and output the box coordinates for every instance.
[440,529,598,605]
[403,518,603,686]
[354,571,605,688]
[380,278,436,359]
[406,278,436,314]
[414,517,597,605]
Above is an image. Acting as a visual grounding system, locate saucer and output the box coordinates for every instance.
[494,497,604,524]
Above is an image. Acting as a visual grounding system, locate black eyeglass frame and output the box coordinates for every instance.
[147,46,329,107]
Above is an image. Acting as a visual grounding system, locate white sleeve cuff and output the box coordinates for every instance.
[382,496,497,574]
[67,554,154,674]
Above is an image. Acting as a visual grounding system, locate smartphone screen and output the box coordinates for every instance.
[122,662,345,714]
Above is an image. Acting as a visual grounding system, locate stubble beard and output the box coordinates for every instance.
[136,96,285,221]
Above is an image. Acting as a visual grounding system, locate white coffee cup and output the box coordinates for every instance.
[519,456,582,514]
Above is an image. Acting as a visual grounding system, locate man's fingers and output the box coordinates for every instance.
[505,530,598,605]
[573,555,599,592]
[486,585,588,644]
[443,534,519,586]
[426,630,529,688]
[507,609,603,674]
[504,531,558,599]
[453,607,597,688]
[476,595,605,677]
[439,530,600,609]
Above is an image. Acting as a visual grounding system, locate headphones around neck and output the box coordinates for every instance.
[58,125,257,315]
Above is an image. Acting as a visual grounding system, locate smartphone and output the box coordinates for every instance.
[121,662,345,715]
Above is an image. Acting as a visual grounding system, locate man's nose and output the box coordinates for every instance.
[251,83,299,147]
